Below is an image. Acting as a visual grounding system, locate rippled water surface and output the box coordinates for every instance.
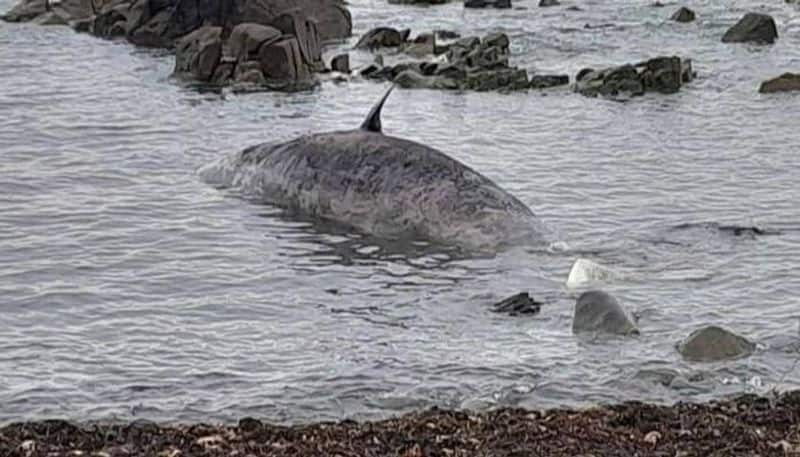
[2,0,800,424]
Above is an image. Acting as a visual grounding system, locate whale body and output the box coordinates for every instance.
[201,87,549,252]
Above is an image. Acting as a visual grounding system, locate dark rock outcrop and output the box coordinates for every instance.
[759,73,800,93]
[575,56,694,98]
[572,290,638,336]
[678,326,755,362]
[722,12,777,44]
[670,6,695,22]
[539,0,559,7]
[2,0,353,91]
[464,0,511,8]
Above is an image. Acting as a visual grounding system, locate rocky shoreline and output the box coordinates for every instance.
[3,391,800,456]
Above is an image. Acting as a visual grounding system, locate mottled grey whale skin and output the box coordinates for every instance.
[202,87,549,252]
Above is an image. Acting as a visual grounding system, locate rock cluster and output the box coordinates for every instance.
[358,28,569,92]
[2,0,352,89]
[575,56,695,98]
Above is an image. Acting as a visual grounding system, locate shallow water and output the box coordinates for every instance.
[1,0,800,424]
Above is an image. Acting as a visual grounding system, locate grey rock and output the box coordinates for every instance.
[670,6,695,22]
[403,32,435,57]
[355,27,405,49]
[529,74,569,89]
[259,35,311,82]
[722,12,777,44]
[330,53,350,73]
[464,0,511,8]
[572,290,638,336]
[678,326,755,362]
[759,73,800,93]
[226,23,281,60]
[174,25,223,81]
[575,55,693,98]
[393,69,459,90]
[539,0,559,6]
[270,11,323,71]
[32,9,69,25]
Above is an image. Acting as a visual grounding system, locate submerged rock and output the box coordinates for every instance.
[722,12,777,44]
[529,74,569,89]
[539,0,559,7]
[759,73,800,93]
[678,326,755,362]
[575,56,694,98]
[572,290,638,336]
[464,0,511,8]
[671,6,695,22]
[491,292,542,316]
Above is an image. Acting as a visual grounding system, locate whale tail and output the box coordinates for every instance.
[360,85,395,133]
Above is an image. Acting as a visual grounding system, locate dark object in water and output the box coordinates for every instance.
[671,222,780,237]
[491,292,542,315]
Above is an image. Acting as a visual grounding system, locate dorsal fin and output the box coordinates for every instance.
[360,85,394,133]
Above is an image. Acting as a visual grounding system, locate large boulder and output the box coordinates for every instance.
[575,56,694,98]
[678,326,755,362]
[572,290,638,336]
[759,73,800,93]
[722,12,777,44]
[174,25,223,81]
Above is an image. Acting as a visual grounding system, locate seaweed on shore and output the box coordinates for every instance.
[2,392,800,456]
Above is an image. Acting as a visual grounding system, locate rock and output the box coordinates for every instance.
[330,53,350,73]
[355,27,406,49]
[393,69,459,90]
[435,29,460,40]
[491,292,542,316]
[678,326,755,362]
[464,0,511,8]
[226,23,281,60]
[529,74,569,89]
[403,32,435,57]
[670,6,695,22]
[1,0,47,22]
[211,57,236,84]
[722,12,778,44]
[575,55,693,98]
[270,11,323,71]
[539,0,559,6]
[572,290,639,336]
[389,0,449,4]
[174,25,222,81]
[127,8,172,47]
[759,73,800,93]
[259,35,312,83]
[32,9,69,25]
[464,68,528,91]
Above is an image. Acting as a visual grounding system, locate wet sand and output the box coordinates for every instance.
[2,391,799,456]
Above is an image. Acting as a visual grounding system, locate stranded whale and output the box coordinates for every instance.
[201,87,550,252]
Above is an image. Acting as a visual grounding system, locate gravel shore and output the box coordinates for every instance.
[2,392,799,456]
